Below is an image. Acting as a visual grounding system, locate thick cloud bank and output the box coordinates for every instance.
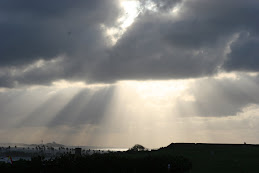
[1,0,259,86]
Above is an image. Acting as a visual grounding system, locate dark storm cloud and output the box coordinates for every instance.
[0,0,120,87]
[1,0,259,86]
[0,0,120,66]
[224,33,259,71]
[92,0,259,82]
[0,58,65,88]
[93,13,222,81]
[175,74,259,117]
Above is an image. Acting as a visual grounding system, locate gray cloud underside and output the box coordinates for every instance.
[92,0,259,82]
[1,0,259,86]
[224,32,259,71]
[0,0,120,66]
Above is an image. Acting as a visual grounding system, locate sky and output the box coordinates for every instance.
[1,0,259,148]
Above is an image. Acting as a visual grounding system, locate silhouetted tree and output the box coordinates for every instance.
[128,144,146,152]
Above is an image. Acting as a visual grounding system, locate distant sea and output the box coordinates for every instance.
[0,144,128,163]
[0,143,128,151]
[78,146,128,152]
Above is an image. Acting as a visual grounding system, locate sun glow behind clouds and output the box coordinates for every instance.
[117,80,191,100]
[101,0,140,45]
[96,80,195,147]
[119,0,140,28]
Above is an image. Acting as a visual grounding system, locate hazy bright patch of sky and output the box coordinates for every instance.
[1,0,259,148]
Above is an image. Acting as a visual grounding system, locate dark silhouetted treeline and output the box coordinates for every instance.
[0,150,192,173]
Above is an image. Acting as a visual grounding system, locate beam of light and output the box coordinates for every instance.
[0,79,116,145]
[95,76,259,147]
[38,84,115,146]
[95,80,196,148]
[15,88,81,128]
[0,84,84,145]
[3,73,259,147]
[0,81,94,143]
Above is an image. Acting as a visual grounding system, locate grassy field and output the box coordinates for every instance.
[156,143,259,173]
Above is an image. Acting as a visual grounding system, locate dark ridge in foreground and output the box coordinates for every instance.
[163,142,259,150]
[158,142,259,173]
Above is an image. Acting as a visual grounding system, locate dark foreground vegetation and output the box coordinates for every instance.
[0,147,192,173]
[1,142,259,173]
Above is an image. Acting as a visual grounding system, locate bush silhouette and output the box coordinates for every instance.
[128,144,146,152]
